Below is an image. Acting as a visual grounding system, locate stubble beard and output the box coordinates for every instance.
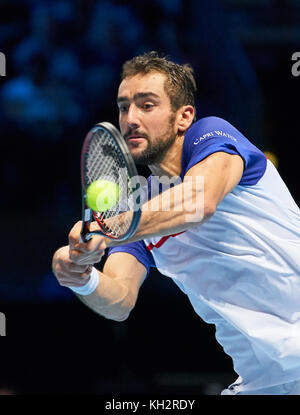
[132,114,177,166]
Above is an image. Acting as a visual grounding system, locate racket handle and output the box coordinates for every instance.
[80,207,92,243]
[79,233,93,243]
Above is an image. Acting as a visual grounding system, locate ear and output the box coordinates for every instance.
[176,105,195,134]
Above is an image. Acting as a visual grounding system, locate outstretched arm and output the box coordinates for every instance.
[103,151,244,246]
[52,222,147,321]
[76,252,147,321]
[53,151,243,316]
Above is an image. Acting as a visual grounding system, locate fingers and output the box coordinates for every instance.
[68,220,106,251]
[69,238,106,264]
[52,221,107,290]
[69,251,103,266]
[52,246,94,288]
[68,221,107,265]
[68,221,83,249]
[53,217,107,288]
[85,235,107,253]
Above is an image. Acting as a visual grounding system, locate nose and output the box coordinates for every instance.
[126,104,141,129]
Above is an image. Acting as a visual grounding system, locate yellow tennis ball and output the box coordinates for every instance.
[86,180,119,212]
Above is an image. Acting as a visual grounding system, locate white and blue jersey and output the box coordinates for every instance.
[108,116,300,393]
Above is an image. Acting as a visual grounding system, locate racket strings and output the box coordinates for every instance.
[85,129,134,237]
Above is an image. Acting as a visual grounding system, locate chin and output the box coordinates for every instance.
[128,142,147,156]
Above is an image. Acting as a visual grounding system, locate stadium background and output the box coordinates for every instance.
[0,0,299,395]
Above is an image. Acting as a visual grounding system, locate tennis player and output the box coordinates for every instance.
[52,52,300,395]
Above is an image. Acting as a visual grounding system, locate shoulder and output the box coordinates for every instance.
[181,117,267,186]
[184,116,242,145]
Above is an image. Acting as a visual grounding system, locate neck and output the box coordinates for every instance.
[148,134,184,179]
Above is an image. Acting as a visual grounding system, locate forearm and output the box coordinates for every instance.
[75,268,134,321]
[107,179,213,247]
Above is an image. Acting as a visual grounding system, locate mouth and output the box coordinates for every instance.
[127,136,145,141]
[126,135,147,146]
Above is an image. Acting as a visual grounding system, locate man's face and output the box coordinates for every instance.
[117,71,177,165]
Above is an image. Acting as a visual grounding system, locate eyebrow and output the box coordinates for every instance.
[117,92,160,104]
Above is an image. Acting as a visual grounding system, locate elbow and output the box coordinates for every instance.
[204,202,216,220]
[102,308,131,322]
[113,313,130,322]
[109,307,133,322]
[118,296,136,321]
[184,201,216,225]
[108,293,136,322]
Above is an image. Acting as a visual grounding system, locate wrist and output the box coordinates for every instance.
[68,267,99,295]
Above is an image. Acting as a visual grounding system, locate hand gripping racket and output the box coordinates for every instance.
[80,122,142,242]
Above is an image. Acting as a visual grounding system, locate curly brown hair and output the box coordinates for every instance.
[121,51,197,120]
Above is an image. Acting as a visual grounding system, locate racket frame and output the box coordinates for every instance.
[80,122,141,242]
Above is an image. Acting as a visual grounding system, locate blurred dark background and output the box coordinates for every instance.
[0,0,299,395]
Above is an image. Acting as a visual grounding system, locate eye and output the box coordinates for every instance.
[119,104,129,113]
[142,103,154,110]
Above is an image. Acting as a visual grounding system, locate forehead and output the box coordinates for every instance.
[118,71,168,99]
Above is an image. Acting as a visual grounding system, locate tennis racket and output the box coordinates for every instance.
[80,122,142,242]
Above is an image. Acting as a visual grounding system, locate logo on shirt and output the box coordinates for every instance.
[193,131,214,145]
[194,130,237,145]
